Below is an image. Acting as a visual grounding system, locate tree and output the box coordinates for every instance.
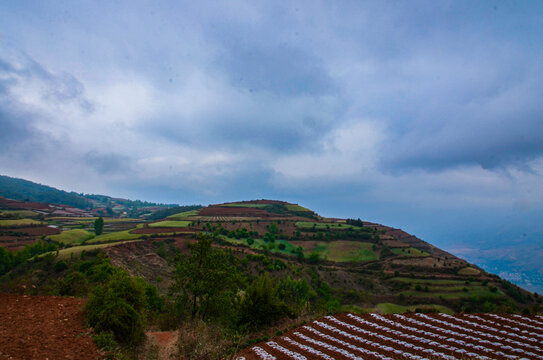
[238,272,288,329]
[94,216,104,236]
[170,233,243,321]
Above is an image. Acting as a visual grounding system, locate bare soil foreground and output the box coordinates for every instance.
[0,294,101,360]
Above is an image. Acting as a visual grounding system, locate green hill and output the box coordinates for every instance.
[0,175,180,215]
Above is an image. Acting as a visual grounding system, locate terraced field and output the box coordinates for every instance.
[0,218,43,227]
[295,222,363,230]
[149,220,191,228]
[48,228,92,244]
[237,313,543,359]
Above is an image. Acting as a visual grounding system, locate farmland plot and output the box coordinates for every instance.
[236,313,543,360]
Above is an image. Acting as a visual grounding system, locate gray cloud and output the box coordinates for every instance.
[83,151,132,175]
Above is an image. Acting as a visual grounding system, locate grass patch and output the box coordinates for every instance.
[339,304,371,314]
[377,302,453,314]
[167,210,200,220]
[50,240,142,259]
[293,240,377,262]
[86,230,141,243]
[391,277,469,285]
[400,287,502,299]
[0,219,43,227]
[149,220,192,228]
[426,285,483,292]
[458,267,481,276]
[49,229,93,244]
[327,241,378,262]
[286,204,311,212]
[295,221,361,230]
[391,247,429,257]
[221,237,297,256]
[49,217,140,223]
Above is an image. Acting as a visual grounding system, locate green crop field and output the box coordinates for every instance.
[49,229,93,244]
[327,241,378,262]
[0,210,39,218]
[391,247,429,257]
[458,267,481,275]
[286,204,311,212]
[50,240,143,259]
[0,219,43,227]
[86,229,141,243]
[49,217,140,223]
[295,221,361,230]
[376,302,453,314]
[222,237,297,256]
[167,210,200,219]
[149,220,192,228]
[292,240,377,262]
[425,285,484,292]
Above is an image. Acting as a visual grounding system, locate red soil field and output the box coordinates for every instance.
[0,227,60,250]
[0,238,41,251]
[230,200,289,205]
[0,294,101,360]
[2,226,60,236]
[199,206,271,217]
[0,198,50,211]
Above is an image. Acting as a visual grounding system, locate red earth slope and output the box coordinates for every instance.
[0,294,101,360]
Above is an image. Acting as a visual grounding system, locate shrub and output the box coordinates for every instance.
[86,272,147,344]
[58,271,89,296]
[93,331,117,351]
[308,252,320,264]
[54,260,68,272]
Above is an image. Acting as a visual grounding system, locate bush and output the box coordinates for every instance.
[54,260,68,272]
[308,253,320,264]
[58,271,89,296]
[86,272,147,344]
[93,331,117,351]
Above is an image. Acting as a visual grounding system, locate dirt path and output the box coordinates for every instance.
[147,331,178,360]
[0,294,101,360]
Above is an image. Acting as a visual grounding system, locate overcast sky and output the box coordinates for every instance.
[1,1,542,289]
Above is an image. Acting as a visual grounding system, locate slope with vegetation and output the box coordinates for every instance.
[0,174,189,217]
